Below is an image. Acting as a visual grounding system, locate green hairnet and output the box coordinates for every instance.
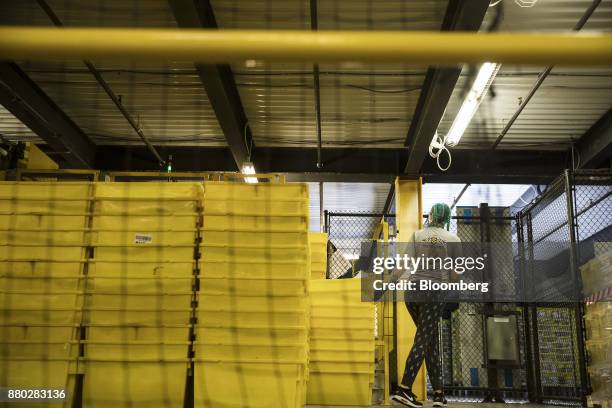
[428,203,451,228]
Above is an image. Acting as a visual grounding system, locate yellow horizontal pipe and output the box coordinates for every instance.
[0,27,611,65]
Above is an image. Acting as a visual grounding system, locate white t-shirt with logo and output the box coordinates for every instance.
[411,226,461,284]
[414,226,461,244]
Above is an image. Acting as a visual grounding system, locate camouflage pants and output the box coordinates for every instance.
[400,302,443,391]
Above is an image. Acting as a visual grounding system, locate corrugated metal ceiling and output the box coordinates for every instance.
[232,63,426,148]
[0,0,609,155]
[438,66,612,150]
[0,0,447,149]
[0,0,176,28]
[210,0,448,30]
[0,0,224,147]
[438,0,612,151]
[214,0,447,148]
[21,61,225,146]
[482,0,612,32]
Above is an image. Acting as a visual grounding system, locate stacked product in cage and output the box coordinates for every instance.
[82,183,202,407]
[307,278,375,406]
[195,182,310,408]
[309,232,328,280]
[582,249,612,406]
[0,182,90,406]
[535,308,578,389]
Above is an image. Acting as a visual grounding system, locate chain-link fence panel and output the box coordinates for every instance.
[570,171,611,405]
[435,207,528,403]
[572,171,612,262]
[516,169,611,405]
[520,176,585,404]
[325,212,394,279]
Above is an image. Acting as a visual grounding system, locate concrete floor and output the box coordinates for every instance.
[307,404,562,407]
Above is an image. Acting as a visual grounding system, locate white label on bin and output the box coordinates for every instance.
[493,317,510,323]
[134,233,153,244]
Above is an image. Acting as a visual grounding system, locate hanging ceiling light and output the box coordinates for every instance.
[241,161,258,184]
[445,62,501,146]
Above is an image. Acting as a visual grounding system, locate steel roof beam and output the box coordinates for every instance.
[168,0,252,170]
[95,146,566,184]
[0,62,95,168]
[403,0,490,175]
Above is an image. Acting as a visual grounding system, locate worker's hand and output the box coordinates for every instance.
[388,268,404,283]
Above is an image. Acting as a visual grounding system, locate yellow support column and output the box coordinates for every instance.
[20,142,59,170]
[394,177,426,400]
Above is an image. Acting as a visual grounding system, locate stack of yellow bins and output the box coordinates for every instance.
[195,182,310,408]
[309,233,328,280]
[82,182,202,407]
[582,250,612,406]
[307,278,375,406]
[304,232,328,402]
[0,181,91,407]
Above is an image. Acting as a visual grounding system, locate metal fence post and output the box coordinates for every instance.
[525,210,543,403]
[516,212,536,403]
[564,170,589,405]
[324,209,329,233]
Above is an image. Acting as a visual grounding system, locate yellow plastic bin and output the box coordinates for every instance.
[198,294,309,312]
[203,230,307,247]
[203,182,308,200]
[82,360,189,408]
[195,361,305,408]
[84,341,190,360]
[200,278,307,297]
[198,310,308,327]
[194,343,308,362]
[200,260,309,280]
[202,214,308,232]
[203,198,308,217]
[196,326,308,347]
[306,371,373,406]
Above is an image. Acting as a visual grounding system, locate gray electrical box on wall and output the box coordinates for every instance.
[486,315,520,363]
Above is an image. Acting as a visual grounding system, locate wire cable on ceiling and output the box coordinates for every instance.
[428,132,452,171]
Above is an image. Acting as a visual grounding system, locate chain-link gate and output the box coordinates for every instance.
[517,169,612,406]
[436,206,529,403]
[518,176,585,405]
[324,212,395,279]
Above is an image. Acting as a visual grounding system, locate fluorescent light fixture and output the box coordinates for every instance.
[515,0,538,7]
[241,161,258,184]
[445,62,500,146]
